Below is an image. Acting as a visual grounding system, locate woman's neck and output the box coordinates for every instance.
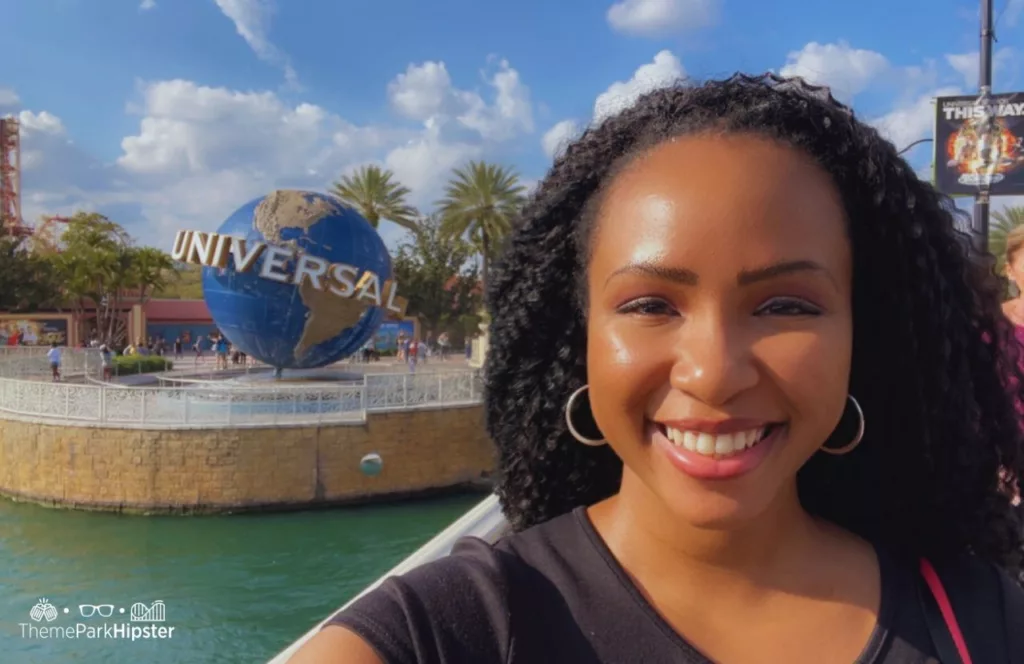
[588,470,845,595]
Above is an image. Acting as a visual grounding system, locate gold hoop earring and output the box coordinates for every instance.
[820,395,865,456]
[565,385,606,447]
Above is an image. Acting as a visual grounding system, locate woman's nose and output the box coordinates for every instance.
[668,317,758,407]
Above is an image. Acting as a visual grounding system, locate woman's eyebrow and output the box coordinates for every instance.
[606,261,698,286]
[737,260,830,286]
[606,259,832,288]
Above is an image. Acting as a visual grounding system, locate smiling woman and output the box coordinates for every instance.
[290,74,1024,664]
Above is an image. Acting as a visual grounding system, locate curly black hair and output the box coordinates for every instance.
[483,73,1024,575]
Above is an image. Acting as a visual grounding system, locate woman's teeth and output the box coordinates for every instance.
[662,425,768,458]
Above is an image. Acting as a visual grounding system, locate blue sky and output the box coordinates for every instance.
[1,0,1021,250]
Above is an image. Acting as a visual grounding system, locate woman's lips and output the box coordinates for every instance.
[648,420,782,480]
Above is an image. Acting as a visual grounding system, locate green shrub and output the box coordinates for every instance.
[113,355,174,376]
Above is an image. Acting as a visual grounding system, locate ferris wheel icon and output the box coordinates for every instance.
[129,600,165,622]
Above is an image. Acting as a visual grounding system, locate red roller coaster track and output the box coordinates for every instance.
[0,116,26,237]
[1,117,71,244]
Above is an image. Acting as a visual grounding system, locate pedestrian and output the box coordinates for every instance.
[407,338,419,373]
[46,341,62,382]
[99,344,113,382]
[215,336,229,369]
[438,332,450,361]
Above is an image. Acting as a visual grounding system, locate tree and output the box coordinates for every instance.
[330,165,419,234]
[51,212,175,345]
[129,246,174,303]
[436,161,525,298]
[391,213,481,343]
[990,205,1024,275]
[0,231,62,312]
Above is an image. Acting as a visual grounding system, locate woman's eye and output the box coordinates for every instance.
[755,297,822,317]
[617,297,676,316]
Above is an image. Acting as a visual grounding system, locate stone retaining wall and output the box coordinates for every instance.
[0,405,494,513]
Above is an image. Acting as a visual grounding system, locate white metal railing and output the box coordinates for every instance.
[0,349,483,428]
[0,347,96,378]
[267,494,509,664]
[0,346,50,358]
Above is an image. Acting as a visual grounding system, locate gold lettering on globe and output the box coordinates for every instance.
[171,229,408,318]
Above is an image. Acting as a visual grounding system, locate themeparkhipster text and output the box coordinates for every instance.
[172,230,409,318]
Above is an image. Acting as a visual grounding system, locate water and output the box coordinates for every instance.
[0,492,484,663]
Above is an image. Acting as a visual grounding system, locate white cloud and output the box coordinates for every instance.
[116,80,376,176]
[537,50,683,162]
[779,42,890,102]
[607,0,718,36]
[110,79,418,242]
[387,59,533,141]
[541,120,580,158]
[0,87,19,108]
[945,48,1016,89]
[12,53,535,251]
[139,0,156,10]
[870,86,961,152]
[18,110,66,137]
[388,62,453,121]
[385,119,482,211]
[213,0,297,86]
[594,50,685,122]
[459,59,534,140]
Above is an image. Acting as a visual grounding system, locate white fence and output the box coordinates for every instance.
[0,346,95,378]
[0,349,483,428]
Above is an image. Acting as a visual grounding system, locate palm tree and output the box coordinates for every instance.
[330,165,419,233]
[990,205,1024,275]
[436,161,526,296]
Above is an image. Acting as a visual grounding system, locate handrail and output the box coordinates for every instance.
[266,494,510,663]
[0,350,483,428]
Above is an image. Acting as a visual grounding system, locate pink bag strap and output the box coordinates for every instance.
[919,558,973,664]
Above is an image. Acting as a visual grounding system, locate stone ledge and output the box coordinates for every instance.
[0,405,495,514]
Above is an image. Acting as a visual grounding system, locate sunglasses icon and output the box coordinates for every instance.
[79,604,114,618]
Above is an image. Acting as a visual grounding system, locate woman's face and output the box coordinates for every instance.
[585,134,854,528]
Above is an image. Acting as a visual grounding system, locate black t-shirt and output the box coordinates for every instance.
[327,506,1024,663]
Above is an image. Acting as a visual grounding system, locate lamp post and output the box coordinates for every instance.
[972,0,995,255]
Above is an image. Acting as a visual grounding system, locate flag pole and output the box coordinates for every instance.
[971,0,995,254]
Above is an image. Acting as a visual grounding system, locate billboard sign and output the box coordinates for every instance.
[933,93,1024,197]
[0,317,69,346]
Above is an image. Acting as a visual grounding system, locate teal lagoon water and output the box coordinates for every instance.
[0,493,484,663]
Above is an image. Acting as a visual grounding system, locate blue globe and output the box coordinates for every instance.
[202,190,392,369]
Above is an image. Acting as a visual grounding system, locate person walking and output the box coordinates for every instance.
[215,336,229,370]
[99,345,113,382]
[437,332,450,361]
[46,342,62,382]
[407,338,419,373]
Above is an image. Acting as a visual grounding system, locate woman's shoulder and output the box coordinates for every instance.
[920,553,1024,661]
[323,508,589,663]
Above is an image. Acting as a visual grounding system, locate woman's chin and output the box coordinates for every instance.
[652,478,773,530]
